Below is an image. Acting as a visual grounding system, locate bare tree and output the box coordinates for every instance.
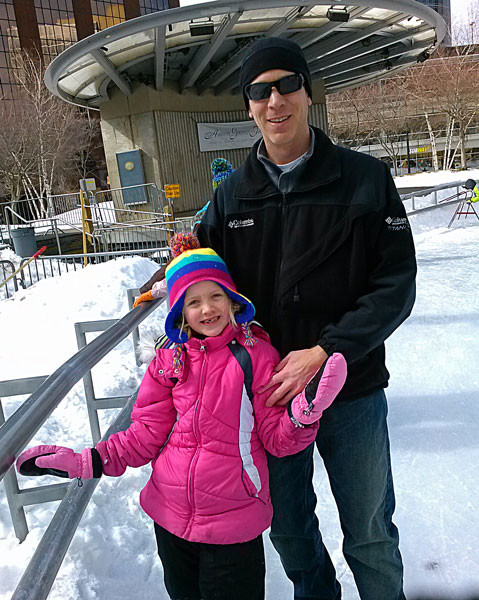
[0,51,99,219]
[402,60,445,171]
[327,85,374,150]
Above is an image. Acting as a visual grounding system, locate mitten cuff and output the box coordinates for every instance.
[288,399,306,428]
[91,448,103,478]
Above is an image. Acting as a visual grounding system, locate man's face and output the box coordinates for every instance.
[247,69,311,163]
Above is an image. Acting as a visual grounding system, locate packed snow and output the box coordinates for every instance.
[1,184,479,600]
[393,167,479,191]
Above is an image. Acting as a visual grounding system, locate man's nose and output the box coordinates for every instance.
[268,87,285,107]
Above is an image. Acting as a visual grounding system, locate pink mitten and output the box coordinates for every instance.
[16,444,100,479]
[290,353,347,426]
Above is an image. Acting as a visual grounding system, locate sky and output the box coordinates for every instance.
[1,167,479,599]
[451,0,475,22]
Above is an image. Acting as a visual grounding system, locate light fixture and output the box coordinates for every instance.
[326,6,349,23]
[417,50,430,63]
[189,19,214,37]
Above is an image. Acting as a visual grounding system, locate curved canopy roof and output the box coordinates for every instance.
[44,0,446,109]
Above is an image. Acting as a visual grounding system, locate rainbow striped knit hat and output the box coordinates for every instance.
[164,233,255,344]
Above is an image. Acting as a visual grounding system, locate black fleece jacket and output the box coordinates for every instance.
[197,127,417,400]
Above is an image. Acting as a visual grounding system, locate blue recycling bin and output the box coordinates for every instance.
[11,227,37,257]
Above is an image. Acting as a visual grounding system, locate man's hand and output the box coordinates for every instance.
[259,345,328,407]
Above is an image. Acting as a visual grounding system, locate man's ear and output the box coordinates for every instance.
[249,109,253,119]
[308,97,312,106]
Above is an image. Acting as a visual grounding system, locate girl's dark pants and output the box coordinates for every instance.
[154,523,265,600]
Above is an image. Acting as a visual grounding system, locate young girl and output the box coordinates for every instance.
[16,233,347,600]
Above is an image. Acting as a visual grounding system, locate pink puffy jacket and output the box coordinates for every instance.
[95,325,318,545]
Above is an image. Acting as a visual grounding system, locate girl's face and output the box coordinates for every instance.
[183,281,232,338]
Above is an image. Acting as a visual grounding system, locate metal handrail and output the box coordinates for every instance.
[0,297,164,483]
[10,392,138,600]
[401,180,467,213]
[400,180,466,201]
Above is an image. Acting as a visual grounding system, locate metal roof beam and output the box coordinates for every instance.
[214,13,414,96]
[197,4,315,95]
[90,48,132,96]
[180,11,242,94]
[304,12,406,63]
[213,36,430,97]
[324,54,417,88]
[155,25,166,90]
[265,4,316,37]
[319,39,431,80]
[294,6,371,48]
[309,24,431,74]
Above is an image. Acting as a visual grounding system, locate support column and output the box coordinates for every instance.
[72,0,95,40]
[124,0,141,20]
[13,0,41,55]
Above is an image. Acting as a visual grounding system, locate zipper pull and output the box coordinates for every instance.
[293,284,300,303]
[200,343,206,351]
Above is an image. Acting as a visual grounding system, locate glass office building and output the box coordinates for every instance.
[416,0,451,43]
[0,0,179,100]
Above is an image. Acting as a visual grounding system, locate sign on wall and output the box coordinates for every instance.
[197,121,262,152]
[165,184,180,199]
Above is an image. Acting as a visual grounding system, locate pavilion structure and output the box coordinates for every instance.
[44,0,446,213]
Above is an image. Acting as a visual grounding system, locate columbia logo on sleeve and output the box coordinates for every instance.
[385,216,411,231]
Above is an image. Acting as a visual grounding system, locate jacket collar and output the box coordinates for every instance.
[185,324,237,352]
[235,126,341,199]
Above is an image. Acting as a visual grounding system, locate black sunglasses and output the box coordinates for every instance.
[245,73,305,101]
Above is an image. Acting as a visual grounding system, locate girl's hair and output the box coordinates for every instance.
[178,295,242,340]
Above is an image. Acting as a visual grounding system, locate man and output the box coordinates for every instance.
[196,37,416,600]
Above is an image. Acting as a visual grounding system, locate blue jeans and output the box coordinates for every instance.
[267,389,406,600]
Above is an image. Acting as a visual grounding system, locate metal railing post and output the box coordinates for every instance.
[10,390,137,600]
[74,319,130,444]
[127,289,142,367]
[0,375,69,543]
[0,401,28,542]
[52,218,62,255]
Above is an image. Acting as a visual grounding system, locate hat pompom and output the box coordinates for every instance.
[169,233,201,258]
[211,158,233,190]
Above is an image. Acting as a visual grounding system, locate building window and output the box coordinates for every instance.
[139,0,170,13]
[34,0,77,64]
[0,0,19,99]
[91,1,125,32]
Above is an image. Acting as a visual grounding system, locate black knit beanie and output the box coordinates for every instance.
[239,37,313,109]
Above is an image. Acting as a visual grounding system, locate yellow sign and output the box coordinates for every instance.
[165,183,180,198]
[417,146,430,153]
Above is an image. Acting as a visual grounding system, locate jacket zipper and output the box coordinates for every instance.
[187,343,207,523]
[272,192,288,323]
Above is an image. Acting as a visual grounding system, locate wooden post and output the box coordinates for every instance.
[79,181,94,266]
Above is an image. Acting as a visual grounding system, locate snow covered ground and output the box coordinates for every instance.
[1,195,479,599]
[393,167,479,190]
